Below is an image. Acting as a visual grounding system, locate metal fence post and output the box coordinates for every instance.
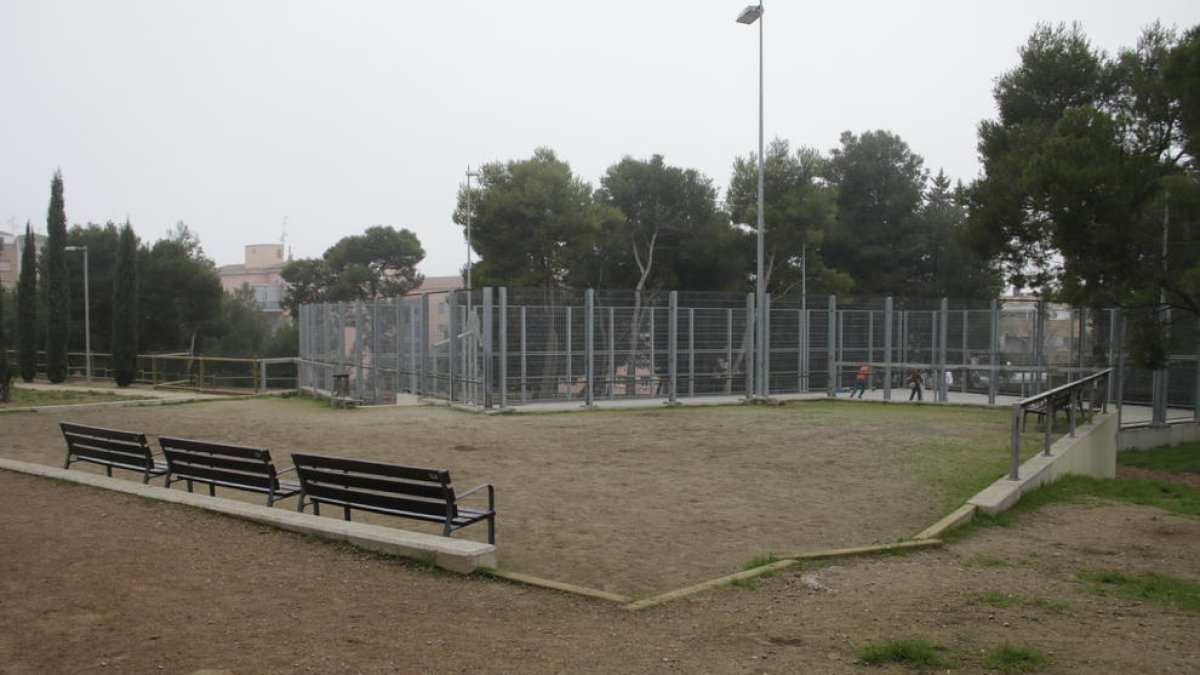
[884,297,893,401]
[483,287,494,410]
[763,293,772,396]
[520,306,528,403]
[608,305,615,401]
[939,297,949,402]
[566,306,573,401]
[371,300,381,405]
[448,292,458,403]
[745,293,754,399]
[499,287,508,409]
[827,295,837,398]
[419,294,430,399]
[1009,405,1022,480]
[585,289,595,408]
[688,307,695,398]
[989,299,999,405]
[668,291,678,404]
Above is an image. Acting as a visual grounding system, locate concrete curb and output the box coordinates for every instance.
[0,458,497,574]
[914,504,977,540]
[487,570,633,604]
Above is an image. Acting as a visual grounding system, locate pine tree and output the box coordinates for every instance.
[112,221,138,386]
[44,170,69,383]
[17,222,38,382]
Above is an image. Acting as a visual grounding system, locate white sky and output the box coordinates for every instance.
[2,1,1198,276]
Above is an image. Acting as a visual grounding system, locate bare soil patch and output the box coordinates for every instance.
[0,398,1012,595]
[2,470,1197,674]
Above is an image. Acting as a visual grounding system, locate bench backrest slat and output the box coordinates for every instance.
[292,453,457,516]
[61,422,153,467]
[160,436,281,486]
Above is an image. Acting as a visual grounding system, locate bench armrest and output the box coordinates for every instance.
[276,465,297,477]
[458,483,495,510]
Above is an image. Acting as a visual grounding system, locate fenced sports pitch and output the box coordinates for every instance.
[298,288,1198,425]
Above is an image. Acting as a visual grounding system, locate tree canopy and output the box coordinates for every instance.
[281,225,425,316]
[455,147,611,290]
[966,22,1199,363]
[728,139,846,298]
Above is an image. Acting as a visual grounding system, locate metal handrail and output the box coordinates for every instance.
[1008,368,1111,480]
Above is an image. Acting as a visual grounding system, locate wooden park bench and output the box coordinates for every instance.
[292,453,495,544]
[60,422,168,484]
[160,436,301,506]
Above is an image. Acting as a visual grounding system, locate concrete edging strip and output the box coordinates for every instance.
[0,458,497,574]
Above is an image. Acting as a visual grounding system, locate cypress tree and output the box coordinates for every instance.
[17,222,38,382]
[112,221,138,387]
[44,170,68,383]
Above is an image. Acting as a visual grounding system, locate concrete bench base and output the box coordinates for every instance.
[0,458,497,574]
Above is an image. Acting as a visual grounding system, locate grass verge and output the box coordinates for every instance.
[1077,570,1200,611]
[1,387,152,407]
[1119,443,1200,474]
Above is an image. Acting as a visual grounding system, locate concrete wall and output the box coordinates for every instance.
[1119,422,1200,451]
[969,412,1117,516]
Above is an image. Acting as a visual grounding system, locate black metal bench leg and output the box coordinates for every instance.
[487,517,495,545]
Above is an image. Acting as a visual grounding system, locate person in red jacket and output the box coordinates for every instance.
[851,363,869,399]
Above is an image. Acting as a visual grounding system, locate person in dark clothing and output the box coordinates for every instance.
[906,369,924,401]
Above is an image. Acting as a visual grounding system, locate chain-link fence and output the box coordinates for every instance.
[297,289,1198,427]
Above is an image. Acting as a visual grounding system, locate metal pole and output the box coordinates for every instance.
[585,289,595,408]
[755,4,765,399]
[465,167,480,293]
[499,287,508,409]
[827,295,837,398]
[884,297,893,401]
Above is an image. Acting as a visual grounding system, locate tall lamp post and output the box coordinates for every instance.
[737,2,766,399]
[465,166,481,293]
[64,245,90,383]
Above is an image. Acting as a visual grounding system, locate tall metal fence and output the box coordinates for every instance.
[298,288,1198,426]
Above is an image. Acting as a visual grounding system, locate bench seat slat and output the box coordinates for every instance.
[167,464,278,491]
[301,483,453,518]
[292,453,449,483]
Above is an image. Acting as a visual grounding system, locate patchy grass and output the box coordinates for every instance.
[1077,570,1200,611]
[1119,443,1200,474]
[950,475,1200,539]
[1,386,152,408]
[741,554,781,571]
[986,644,1047,672]
[858,639,944,667]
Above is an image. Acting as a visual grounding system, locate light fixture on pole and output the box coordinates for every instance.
[64,245,91,383]
[737,2,766,399]
[465,166,481,293]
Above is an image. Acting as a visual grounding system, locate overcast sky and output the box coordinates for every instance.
[2,1,1198,277]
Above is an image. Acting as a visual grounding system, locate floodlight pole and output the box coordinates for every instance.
[65,245,90,382]
[466,166,481,294]
[738,2,766,399]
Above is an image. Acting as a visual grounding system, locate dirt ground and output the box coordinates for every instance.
[2,469,1198,674]
[0,397,1010,595]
